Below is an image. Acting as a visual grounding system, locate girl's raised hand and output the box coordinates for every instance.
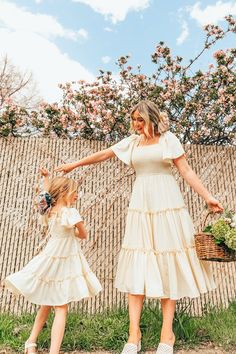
[54,163,76,175]
[40,167,50,177]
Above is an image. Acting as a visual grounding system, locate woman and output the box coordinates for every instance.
[55,101,223,354]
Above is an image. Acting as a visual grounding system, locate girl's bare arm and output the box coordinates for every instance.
[74,221,88,239]
[40,167,50,191]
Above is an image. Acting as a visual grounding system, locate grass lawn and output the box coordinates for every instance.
[0,302,235,353]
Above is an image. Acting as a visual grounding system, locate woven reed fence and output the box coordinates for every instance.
[0,137,235,316]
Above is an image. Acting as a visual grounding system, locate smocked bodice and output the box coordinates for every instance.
[40,207,83,239]
[132,143,172,176]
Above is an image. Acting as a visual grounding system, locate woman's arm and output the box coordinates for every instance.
[55,148,115,174]
[173,155,224,213]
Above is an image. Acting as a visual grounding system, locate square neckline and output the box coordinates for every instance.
[135,134,162,148]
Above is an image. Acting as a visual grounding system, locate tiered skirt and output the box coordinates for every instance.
[114,174,216,299]
[5,236,102,305]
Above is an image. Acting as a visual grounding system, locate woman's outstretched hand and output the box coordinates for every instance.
[206,196,224,213]
[54,163,76,175]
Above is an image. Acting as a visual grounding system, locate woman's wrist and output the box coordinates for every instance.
[204,194,215,204]
[72,161,80,169]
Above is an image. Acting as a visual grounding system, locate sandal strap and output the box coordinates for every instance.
[25,342,37,349]
[156,343,173,354]
[121,343,139,354]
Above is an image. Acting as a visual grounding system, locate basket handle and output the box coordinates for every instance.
[200,209,224,232]
[202,211,214,227]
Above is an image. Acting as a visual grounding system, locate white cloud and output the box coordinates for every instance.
[101,56,111,63]
[177,20,189,45]
[104,27,114,32]
[0,1,81,40]
[188,1,236,26]
[0,1,94,102]
[72,0,150,23]
[78,28,88,39]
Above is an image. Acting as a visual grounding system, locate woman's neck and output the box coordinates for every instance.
[141,133,160,141]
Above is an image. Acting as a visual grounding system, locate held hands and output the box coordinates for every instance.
[206,196,224,213]
[54,163,75,175]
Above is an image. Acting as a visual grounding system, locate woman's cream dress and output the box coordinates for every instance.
[4,207,102,305]
[110,131,216,299]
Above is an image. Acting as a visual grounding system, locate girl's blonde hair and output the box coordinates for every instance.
[48,176,78,211]
[130,100,169,137]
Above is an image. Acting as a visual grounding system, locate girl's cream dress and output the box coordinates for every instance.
[110,131,216,299]
[5,207,102,305]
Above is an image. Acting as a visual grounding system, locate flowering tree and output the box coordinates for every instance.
[0,55,40,108]
[0,55,41,137]
[1,16,235,144]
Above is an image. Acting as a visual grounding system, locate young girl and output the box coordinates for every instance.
[4,168,102,354]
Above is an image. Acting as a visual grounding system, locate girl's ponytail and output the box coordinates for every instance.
[37,191,55,215]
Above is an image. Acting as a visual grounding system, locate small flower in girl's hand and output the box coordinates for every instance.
[40,167,50,177]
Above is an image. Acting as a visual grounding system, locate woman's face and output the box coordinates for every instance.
[132,110,145,134]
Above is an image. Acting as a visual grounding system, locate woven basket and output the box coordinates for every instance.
[194,212,236,262]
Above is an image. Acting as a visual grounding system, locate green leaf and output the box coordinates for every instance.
[203,225,212,233]
[215,239,224,245]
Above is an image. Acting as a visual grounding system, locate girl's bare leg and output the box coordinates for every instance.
[49,304,68,354]
[160,299,176,345]
[26,305,52,352]
[127,294,144,344]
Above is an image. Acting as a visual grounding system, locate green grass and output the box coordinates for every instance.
[0,302,235,352]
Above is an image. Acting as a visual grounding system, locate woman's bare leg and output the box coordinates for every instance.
[49,304,68,354]
[127,294,144,344]
[160,299,176,345]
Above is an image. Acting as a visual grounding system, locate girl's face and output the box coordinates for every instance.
[68,190,78,205]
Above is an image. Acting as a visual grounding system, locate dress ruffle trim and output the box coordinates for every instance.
[30,270,97,284]
[128,206,187,214]
[5,270,102,306]
[121,245,196,255]
[115,246,216,299]
[38,252,83,260]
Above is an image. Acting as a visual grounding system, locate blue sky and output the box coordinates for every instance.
[0,0,235,102]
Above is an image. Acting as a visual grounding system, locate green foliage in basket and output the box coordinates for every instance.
[203,210,236,251]
[203,225,212,233]
[225,229,236,251]
[211,220,230,243]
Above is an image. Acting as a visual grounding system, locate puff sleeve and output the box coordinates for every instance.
[61,208,83,228]
[162,131,185,163]
[109,134,138,167]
